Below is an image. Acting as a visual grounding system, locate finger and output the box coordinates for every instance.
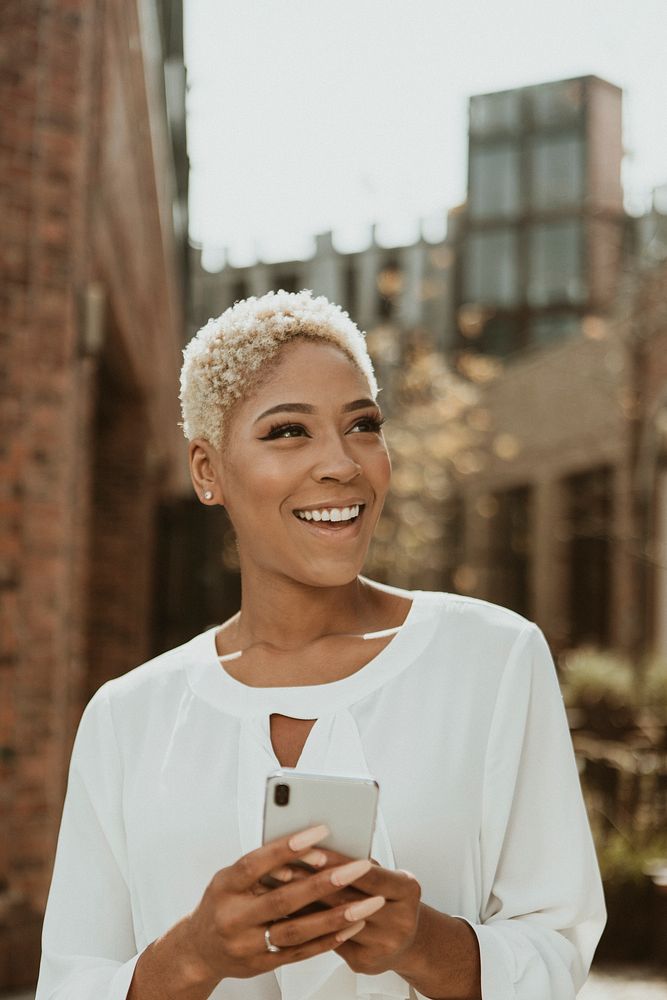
[266,849,329,884]
[247,857,374,925]
[339,864,421,902]
[264,900,373,951]
[224,824,329,892]
[265,919,367,969]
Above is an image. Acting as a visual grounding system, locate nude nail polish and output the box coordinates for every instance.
[345,894,386,921]
[336,919,366,943]
[289,824,329,852]
[300,849,327,867]
[330,858,372,887]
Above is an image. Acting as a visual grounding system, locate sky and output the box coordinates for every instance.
[184,0,667,269]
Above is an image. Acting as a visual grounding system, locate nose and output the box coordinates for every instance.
[310,433,362,484]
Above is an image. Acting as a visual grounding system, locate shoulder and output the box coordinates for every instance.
[90,624,218,717]
[410,590,547,679]
[418,589,534,637]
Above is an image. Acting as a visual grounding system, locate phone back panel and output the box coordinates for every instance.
[263,769,379,859]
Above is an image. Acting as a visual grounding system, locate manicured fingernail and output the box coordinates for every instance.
[336,919,366,943]
[345,894,386,921]
[271,866,294,882]
[300,849,327,867]
[289,824,329,852]
[330,858,372,887]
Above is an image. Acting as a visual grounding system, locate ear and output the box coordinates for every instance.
[188,438,225,506]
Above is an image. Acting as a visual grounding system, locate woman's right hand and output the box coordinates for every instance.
[181,824,385,986]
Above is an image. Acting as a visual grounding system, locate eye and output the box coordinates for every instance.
[261,422,309,440]
[350,414,386,434]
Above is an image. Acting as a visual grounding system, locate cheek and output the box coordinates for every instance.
[224,454,298,522]
[368,446,392,496]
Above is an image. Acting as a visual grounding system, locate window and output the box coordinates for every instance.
[529,132,585,211]
[230,278,248,305]
[529,312,580,346]
[527,221,585,306]
[464,229,519,307]
[470,91,521,135]
[565,467,613,646]
[344,257,357,318]
[274,271,300,293]
[376,258,402,319]
[469,144,521,220]
[489,485,532,618]
[477,314,522,356]
[530,79,583,128]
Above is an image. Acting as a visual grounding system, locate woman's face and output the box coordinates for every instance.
[206,339,391,589]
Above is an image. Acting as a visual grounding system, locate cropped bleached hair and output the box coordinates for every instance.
[179,289,378,450]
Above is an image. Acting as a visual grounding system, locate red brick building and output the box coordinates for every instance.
[0,0,190,987]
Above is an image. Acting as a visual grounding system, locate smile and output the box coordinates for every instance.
[291,503,366,536]
[294,503,362,522]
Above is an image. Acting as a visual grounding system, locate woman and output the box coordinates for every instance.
[36,290,606,1000]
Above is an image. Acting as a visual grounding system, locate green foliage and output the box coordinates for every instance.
[559,647,667,724]
[560,648,638,709]
[642,654,667,715]
[597,829,667,888]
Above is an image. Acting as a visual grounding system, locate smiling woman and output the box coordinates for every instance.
[36,290,607,1000]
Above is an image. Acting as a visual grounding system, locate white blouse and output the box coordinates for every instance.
[36,587,606,1000]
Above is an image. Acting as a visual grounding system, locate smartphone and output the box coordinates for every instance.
[261,768,379,889]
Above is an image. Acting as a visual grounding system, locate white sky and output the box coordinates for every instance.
[184,0,667,268]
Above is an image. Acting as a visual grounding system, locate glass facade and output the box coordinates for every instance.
[529,132,584,210]
[527,221,585,306]
[464,229,519,307]
[469,144,521,220]
[461,77,623,357]
[490,485,532,619]
[530,312,580,346]
[566,466,613,646]
[530,79,583,127]
[469,90,521,135]
[478,314,522,356]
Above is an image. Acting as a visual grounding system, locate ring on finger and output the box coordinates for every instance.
[264,926,282,953]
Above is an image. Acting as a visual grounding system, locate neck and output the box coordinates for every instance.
[233,571,382,650]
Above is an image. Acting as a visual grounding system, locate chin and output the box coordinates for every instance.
[295,561,365,590]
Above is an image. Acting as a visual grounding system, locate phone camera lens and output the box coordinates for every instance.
[274,783,290,806]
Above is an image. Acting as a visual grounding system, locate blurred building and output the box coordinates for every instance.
[191,74,667,659]
[0,0,190,987]
[453,78,664,657]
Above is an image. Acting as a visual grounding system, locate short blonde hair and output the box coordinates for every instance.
[179,289,378,450]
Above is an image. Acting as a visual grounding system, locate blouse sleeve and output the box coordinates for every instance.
[424,623,606,1000]
[35,685,142,999]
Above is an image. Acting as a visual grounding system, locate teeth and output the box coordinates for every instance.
[295,504,362,522]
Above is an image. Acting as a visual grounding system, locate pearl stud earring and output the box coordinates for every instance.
[203,490,214,501]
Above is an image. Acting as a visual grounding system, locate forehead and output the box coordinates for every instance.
[255,339,372,398]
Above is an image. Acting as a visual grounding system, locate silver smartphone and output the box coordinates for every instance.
[261,768,379,889]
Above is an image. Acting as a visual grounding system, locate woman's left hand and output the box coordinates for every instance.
[269,851,423,976]
[332,858,423,975]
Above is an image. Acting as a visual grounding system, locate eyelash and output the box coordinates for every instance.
[262,414,386,440]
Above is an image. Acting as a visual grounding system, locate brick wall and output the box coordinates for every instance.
[0,1,189,988]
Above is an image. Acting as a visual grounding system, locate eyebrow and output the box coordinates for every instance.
[254,397,379,423]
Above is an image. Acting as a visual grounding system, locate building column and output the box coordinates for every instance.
[612,462,637,653]
[654,468,667,659]
[532,477,569,649]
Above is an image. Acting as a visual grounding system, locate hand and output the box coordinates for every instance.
[291,850,423,978]
[182,825,386,985]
